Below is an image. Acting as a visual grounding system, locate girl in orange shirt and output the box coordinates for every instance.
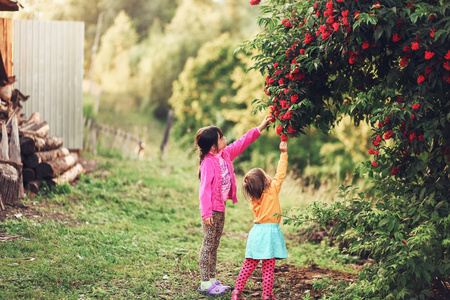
[231,141,288,300]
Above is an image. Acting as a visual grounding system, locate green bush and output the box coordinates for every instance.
[246,0,450,298]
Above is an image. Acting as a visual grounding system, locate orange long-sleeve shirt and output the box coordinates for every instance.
[251,153,288,224]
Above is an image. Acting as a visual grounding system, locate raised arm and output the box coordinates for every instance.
[272,141,288,192]
[226,115,271,161]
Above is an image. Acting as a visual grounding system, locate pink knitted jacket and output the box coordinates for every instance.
[199,127,261,219]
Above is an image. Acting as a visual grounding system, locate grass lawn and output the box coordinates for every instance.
[0,146,361,299]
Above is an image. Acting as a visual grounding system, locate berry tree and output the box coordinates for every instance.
[245,0,450,298]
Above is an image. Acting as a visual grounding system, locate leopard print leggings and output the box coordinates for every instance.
[199,211,225,281]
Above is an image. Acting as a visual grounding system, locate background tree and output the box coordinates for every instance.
[93,11,137,94]
[4,0,177,75]
[245,0,450,298]
[169,33,254,139]
[169,31,371,178]
[137,0,238,117]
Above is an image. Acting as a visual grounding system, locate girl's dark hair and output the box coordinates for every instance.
[243,168,270,202]
[195,126,223,179]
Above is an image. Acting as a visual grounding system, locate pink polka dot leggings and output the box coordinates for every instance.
[234,258,276,297]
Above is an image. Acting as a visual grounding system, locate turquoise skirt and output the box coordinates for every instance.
[245,223,288,260]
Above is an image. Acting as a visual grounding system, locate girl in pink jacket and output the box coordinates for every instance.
[195,116,271,296]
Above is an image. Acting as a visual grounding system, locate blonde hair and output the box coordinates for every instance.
[242,168,270,202]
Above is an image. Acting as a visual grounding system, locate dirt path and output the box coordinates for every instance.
[221,262,357,299]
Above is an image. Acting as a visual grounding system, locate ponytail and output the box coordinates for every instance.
[197,149,208,179]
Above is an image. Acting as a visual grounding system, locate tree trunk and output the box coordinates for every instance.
[23,153,39,168]
[36,153,78,179]
[0,84,11,102]
[89,12,104,94]
[51,163,84,185]
[160,109,174,160]
[8,113,21,163]
[20,136,35,155]
[22,167,35,183]
[24,112,40,125]
[23,147,69,168]
[0,162,20,205]
[0,123,8,159]
[5,106,20,128]
[25,180,43,194]
[8,115,23,198]
[21,121,39,131]
[35,136,64,152]
[21,121,50,138]
[35,122,50,137]
[0,194,5,211]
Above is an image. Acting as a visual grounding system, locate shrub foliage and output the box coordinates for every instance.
[245,0,450,298]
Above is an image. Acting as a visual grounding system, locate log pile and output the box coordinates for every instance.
[18,112,84,193]
[1,110,84,197]
[1,52,83,201]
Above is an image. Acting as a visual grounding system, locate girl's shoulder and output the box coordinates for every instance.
[201,155,214,164]
[201,155,219,168]
[221,148,231,158]
[265,183,278,193]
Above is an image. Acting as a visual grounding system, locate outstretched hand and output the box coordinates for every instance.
[280,141,288,153]
[257,115,272,132]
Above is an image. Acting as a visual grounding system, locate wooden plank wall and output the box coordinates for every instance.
[0,18,13,77]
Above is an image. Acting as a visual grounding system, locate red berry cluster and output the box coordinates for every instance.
[257,0,450,147]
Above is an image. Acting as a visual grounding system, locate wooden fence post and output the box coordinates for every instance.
[104,125,111,151]
[122,132,131,158]
[160,109,174,159]
[93,88,102,115]
[90,122,97,156]
[83,118,92,151]
[82,121,145,159]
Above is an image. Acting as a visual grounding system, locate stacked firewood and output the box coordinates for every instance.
[0,84,25,209]
[1,112,84,203]
[18,112,84,193]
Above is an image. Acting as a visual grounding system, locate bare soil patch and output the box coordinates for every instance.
[245,263,356,299]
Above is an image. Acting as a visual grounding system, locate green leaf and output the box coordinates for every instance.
[276,54,287,62]
[374,26,384,43]
[433,29,448,41]
[379,217,390,227]
[368,16,378,26]
[419,188,426,200]
[410,13,419,24]
[435,201,446,210]
[394,231,404,241]
[387,220,395,232]
[353,19,363,30]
